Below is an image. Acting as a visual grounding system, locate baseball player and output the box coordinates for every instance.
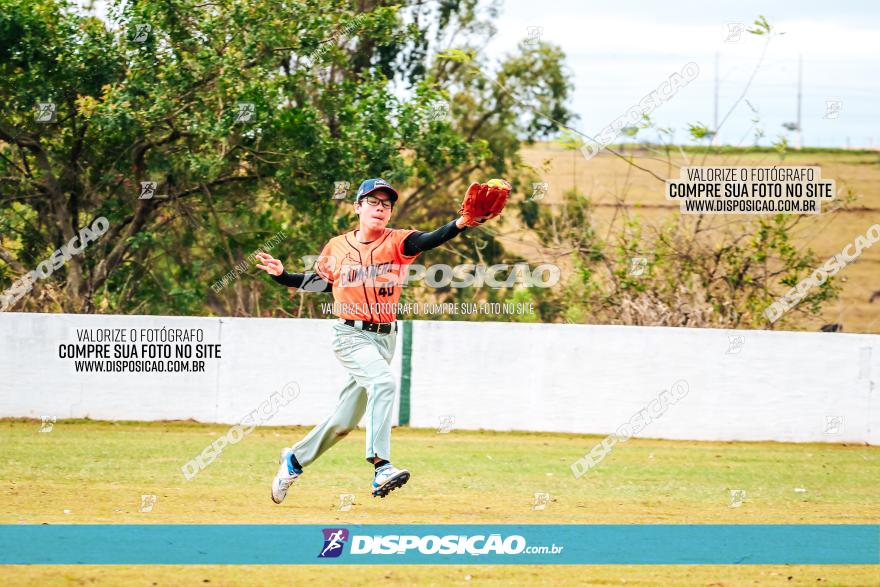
[256,177,510,501]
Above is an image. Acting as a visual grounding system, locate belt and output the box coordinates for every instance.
[342,319,397,334]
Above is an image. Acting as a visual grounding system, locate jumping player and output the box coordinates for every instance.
[255,177,509,502]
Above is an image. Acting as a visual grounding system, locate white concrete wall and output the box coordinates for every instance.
[0,312,876,444]
[408,321,878,444]
[0,312,401,428]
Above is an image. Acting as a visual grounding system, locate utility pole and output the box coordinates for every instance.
[713,51,719,145]
[796,53,802,149]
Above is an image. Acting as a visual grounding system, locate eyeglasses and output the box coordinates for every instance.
[360,195,393,209]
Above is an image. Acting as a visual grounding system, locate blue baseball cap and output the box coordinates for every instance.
[355,178,399,204]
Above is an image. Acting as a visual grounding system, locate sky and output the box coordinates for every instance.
[484,0,880,148]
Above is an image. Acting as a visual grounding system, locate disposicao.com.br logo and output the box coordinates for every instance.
[318,528,564,558]
[318,528,349,558]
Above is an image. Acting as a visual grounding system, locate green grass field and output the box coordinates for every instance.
[1,419,878,585]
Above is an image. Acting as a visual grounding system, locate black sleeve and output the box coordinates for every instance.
[403,218,467,257]
[270,271,333,293]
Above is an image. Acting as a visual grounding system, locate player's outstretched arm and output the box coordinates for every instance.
[402,218,471,257]
[255,252,332,292]
[401,179,511,256]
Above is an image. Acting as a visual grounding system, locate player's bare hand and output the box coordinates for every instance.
[255,251,283,276]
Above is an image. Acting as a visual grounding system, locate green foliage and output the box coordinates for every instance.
[535,197,841,329]
[518,198,540,229]
[748,15,773,36]
[0,0,574,317]
[687,122,712,141]
[771,135,789,159]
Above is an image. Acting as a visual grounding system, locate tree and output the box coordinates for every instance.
[0,0,574,316]
[535,191,841,329]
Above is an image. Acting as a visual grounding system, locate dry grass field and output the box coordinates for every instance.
[506,145,880,333]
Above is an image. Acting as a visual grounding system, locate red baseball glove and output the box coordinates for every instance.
[458,179,511,227]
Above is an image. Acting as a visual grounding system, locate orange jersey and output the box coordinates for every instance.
[314,228,420,322]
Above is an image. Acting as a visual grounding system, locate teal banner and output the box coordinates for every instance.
[0,525,876,565]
